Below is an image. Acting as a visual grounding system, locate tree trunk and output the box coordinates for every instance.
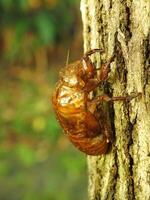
[80,0,150,200]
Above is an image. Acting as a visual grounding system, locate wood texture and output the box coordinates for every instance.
[80,0,150,199]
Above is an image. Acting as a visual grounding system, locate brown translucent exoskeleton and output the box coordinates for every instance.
[52,49,139,155]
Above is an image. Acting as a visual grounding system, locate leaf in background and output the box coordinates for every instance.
[17,0,28,11]
[1,0,13,10]
[45,115,60,142]
[9,19,29,59]
[34,12,56,45]
[15,144,37,167]
[32,116,46,132]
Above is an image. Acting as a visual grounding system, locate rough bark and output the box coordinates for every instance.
[80,0,150,200]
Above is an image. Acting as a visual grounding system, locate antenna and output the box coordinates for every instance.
[66,49,70,66]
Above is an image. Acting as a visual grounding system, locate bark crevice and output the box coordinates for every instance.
[128,114,138,199]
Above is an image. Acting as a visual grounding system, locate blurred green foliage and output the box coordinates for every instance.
[0,0,87,199]
[0,0,80,60]
[0,67,87,200]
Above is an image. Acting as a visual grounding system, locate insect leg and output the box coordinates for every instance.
[81,49,104,79]
[84,78,101,92]
[87,99,113,143]
[91,93,141,103]
[98,54,115,81]
[83,49,104,58]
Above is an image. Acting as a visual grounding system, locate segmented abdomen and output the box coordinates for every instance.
[53,83,86,135]
[68,133,108,155]
[52,83,108,155]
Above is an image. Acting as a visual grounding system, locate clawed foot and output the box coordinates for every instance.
[125,92,142,102]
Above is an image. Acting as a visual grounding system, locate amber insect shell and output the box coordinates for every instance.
[52,49,138,155]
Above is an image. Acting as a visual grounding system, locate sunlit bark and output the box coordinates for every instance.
[80,0,150,199]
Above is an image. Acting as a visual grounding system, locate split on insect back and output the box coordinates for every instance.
[52,49,141,156]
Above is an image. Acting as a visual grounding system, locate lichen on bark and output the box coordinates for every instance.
[80,0,150,199]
